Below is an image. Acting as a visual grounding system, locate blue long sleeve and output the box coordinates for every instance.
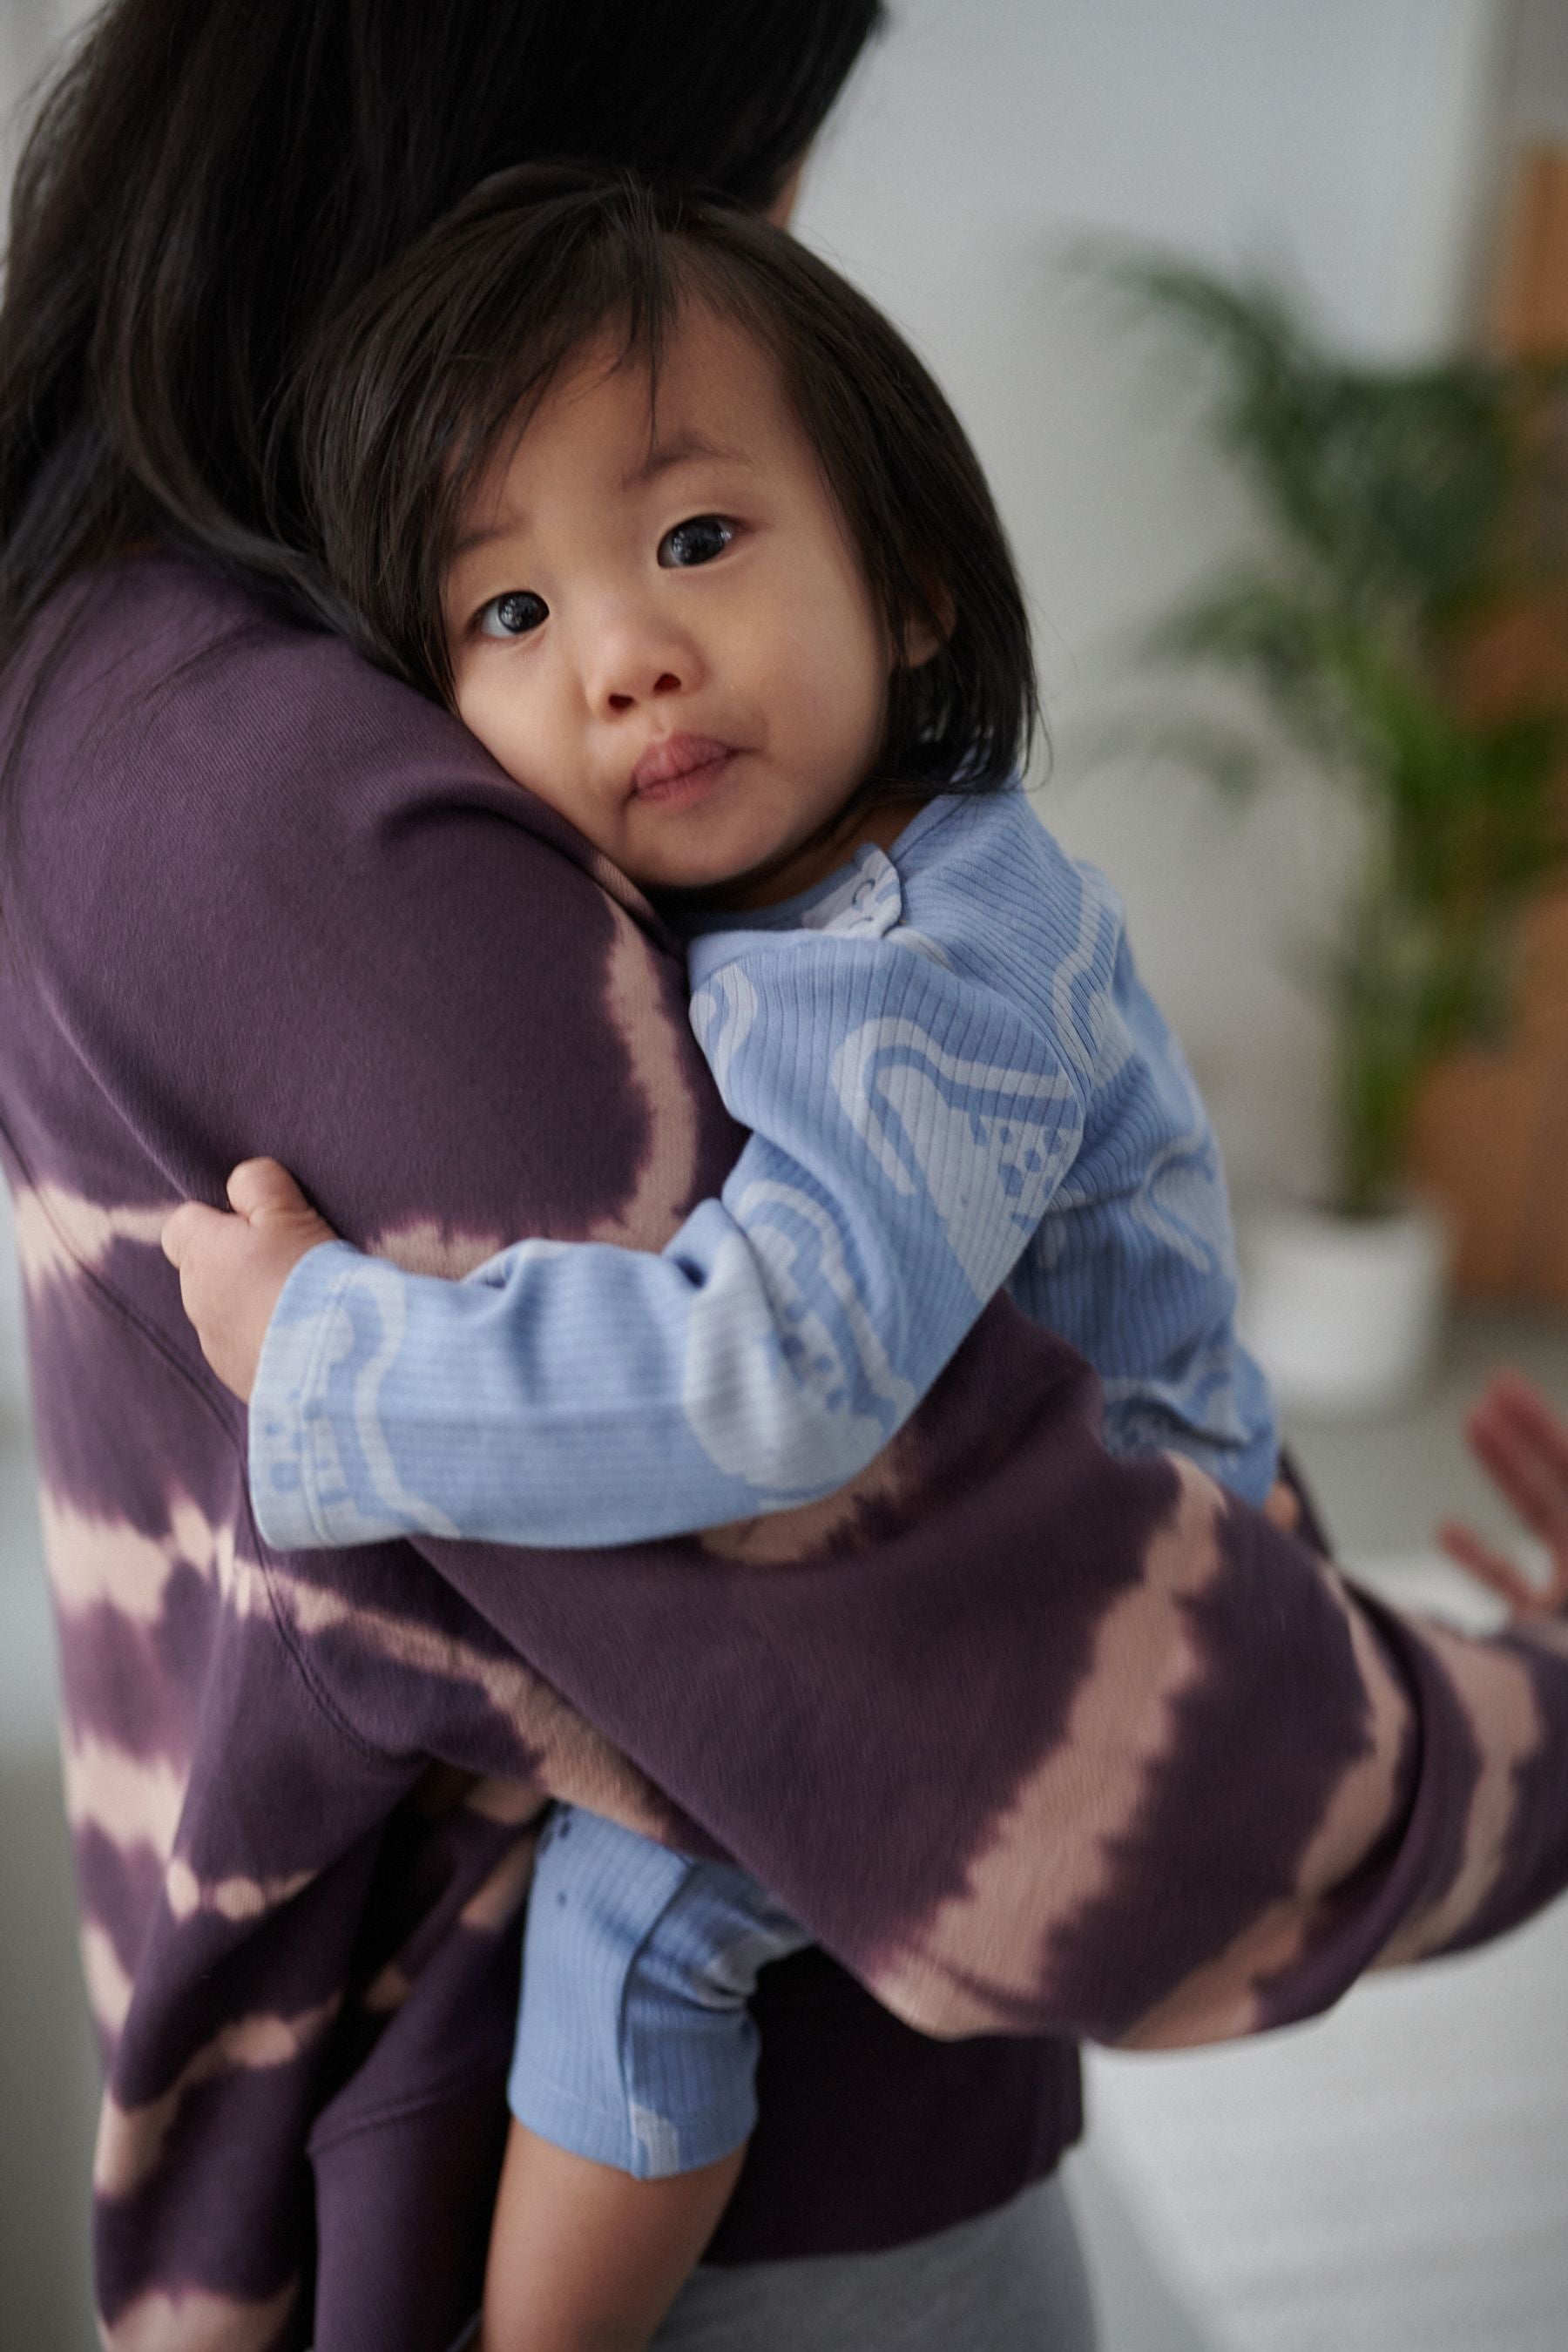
[247,793,1276,1551]
[248,877,1092,1546]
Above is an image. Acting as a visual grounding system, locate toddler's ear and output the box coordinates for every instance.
[896,582,956,672]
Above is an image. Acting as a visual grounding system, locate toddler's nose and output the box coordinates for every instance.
[587,605,701,714]
[606,669,682,714]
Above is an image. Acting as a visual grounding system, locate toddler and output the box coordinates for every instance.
[165,169,1277,2352]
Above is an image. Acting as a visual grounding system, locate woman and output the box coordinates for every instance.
[2,9,1567,2351]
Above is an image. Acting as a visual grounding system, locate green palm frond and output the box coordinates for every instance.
[1095,246,1568,1212]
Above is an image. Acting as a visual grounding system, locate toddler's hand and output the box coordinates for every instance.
[161,1159,339,1402]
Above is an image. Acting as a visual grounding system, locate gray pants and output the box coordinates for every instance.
[654,2173,1095,2351]
[445,2172,1096,2352]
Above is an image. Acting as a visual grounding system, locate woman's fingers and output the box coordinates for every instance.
[1436,1517,1545,1613]
[1446,1371,1568,1616]
[1474,1370,1568,1487]
[1463,1375,1568,1551]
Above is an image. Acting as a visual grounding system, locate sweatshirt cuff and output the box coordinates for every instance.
[247,1240,371,1551]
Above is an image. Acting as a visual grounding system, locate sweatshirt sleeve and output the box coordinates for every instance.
[247,925,1088,1551]
[481,1413,1568,2057]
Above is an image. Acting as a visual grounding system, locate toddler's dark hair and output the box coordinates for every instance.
[291,166,1040,798]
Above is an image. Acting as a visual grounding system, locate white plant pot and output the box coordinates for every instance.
[1240,1202,1450,1420]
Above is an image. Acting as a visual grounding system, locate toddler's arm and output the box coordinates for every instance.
[169,923,1091,1550]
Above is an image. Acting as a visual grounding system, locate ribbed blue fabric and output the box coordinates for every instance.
[508,1808,808,2177]
[250,790,1276,1556]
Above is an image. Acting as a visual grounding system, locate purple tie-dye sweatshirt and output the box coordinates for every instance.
[3,555,1567,2352]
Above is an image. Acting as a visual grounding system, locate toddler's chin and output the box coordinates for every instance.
[625,828,798,904]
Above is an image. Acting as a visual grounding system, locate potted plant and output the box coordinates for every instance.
[1106,257,1568,1411]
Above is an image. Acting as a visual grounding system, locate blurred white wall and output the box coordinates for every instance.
[0,0,69,145]
[798,0,1513,1206]
[0,0,91,1432]
[0,0,1519,1281]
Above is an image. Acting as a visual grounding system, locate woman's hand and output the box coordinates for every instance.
[1438,1369,1568,1616]
[161,1159,339,1402]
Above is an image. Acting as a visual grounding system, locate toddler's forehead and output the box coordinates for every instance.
[459,301,801,522]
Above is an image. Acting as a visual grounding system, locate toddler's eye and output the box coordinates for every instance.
[477,590,549,639]
[658,516,736,570]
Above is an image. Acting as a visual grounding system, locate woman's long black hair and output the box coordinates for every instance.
[0,0,883,670]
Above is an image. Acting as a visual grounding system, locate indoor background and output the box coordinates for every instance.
[2,3,1565,2346]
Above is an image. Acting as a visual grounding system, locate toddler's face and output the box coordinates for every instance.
[444,303,896,897]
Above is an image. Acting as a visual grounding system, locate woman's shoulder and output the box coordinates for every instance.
[2,547,713,1245]
[8,549,630,921]
[17,551,496,810]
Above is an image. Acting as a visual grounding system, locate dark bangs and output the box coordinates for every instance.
[292,168,1040,797]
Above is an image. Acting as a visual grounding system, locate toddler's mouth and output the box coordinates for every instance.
[629,733,737,808]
